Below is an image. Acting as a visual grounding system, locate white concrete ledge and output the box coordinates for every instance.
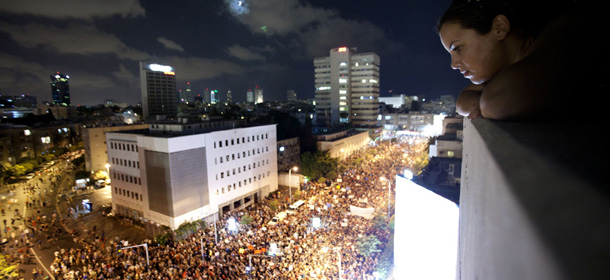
[459,119,610,280]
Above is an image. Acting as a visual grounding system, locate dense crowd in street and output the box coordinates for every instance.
[0,152,78,278]
[3,139,423,279]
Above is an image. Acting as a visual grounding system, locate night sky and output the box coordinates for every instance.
[0,0,469,106]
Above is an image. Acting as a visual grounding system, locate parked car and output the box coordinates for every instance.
[268,211,287,226]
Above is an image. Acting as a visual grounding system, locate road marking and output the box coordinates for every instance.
[30,247,55,280]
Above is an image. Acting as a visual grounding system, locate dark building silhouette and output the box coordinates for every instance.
[50,73,70,106]
[415,157,461,204]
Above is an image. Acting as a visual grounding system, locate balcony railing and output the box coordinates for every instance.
[459,118,610,279]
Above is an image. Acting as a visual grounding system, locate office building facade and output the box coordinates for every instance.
[314,47,380,128]
[140,62,178,119]
[254,87,263,104]
[106,123,278,230]
[50,73,70,106]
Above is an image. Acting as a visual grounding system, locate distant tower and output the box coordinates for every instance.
[140,62,178,119]
[185,82,192,102]
[314,46,380,127]
[287,90,297,102]
[226,90,233,104]
[204,89,211,104]
[254,86,263,104]
[50,72,70,106]
[246,89,254,103]
[210,89,218,104]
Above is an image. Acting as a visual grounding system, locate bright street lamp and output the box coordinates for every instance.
[289,166,298,204]
[380,177,391,219]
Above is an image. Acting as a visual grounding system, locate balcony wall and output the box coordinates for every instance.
[459,119,610,280]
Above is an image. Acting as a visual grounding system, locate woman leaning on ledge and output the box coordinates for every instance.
[438,0,609,121]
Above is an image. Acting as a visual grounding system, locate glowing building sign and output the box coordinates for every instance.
[149,64,173,72]
[338,47,347,52]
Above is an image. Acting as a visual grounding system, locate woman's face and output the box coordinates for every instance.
[440,22,508,85]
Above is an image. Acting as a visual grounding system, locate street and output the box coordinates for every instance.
[1,150,147,279]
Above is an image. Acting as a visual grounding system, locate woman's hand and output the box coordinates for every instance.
[456,84,485,120]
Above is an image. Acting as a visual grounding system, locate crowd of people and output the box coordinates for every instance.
[0,138,420,279]
[37,138,421,280]
[0,155,70,278]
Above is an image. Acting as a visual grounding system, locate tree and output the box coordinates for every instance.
[0,162,11,183]
[239,214,253,225]
[0,254,18,278]
[9,164,27,177]
[292,189,302,200]
[155,233,171,246]
[355,234,382,258]
[93,170,108,180]
[300,151,339,181]
[268,199,279,211]
[196,219,208,230]
[175,221,198,240]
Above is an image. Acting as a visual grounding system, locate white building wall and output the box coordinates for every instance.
[205,125,278,207]
[107,133,146,220]
[107,124,278,230]
[317,131,370,160]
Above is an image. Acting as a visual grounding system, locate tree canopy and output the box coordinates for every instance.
[300,151,339,181]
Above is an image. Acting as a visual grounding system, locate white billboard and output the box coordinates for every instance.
[393,175,459,279]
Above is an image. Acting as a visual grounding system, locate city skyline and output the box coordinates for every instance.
[0,0,469,106]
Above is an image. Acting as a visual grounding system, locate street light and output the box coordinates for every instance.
[289,166,298,204]
[380,177,391,219]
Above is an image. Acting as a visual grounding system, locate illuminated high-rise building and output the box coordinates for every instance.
[210,89,218,104]
[227,90,233,104]
[184,82,192,103]
[254,87,263,104]
[50,72,70,106]
[314,47,380,127]
[246,89,254,103]
[287,90,297,102]
[140,62,178,119]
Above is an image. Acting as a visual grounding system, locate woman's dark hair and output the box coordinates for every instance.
[437,0,572,40]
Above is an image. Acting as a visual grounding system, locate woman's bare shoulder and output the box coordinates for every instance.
[482,2,610,121]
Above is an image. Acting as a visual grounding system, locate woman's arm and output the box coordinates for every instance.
[456,84,485,120]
